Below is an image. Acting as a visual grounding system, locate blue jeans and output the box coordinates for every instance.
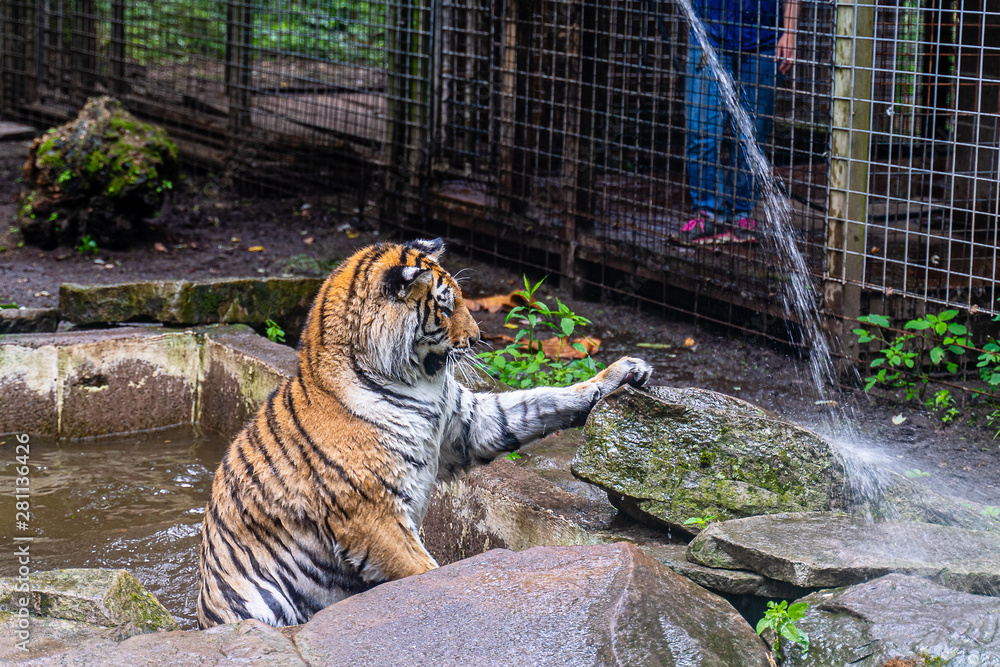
[685,37,778,219]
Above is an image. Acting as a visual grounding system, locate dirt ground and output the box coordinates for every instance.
[1,138,997,507]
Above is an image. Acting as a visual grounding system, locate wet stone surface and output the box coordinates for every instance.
[573,386,847,533]
[294,543,773,666]
[687,511,1000,594]
[784,574,1000,667]
[0,569,178,635]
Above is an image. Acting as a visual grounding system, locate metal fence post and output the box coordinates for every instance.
[826,0,874,364]
[110,0,127,95]
[386,0,432,224]
[225,0,253,134]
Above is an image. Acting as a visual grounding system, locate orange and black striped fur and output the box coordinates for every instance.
[197,239,651,628]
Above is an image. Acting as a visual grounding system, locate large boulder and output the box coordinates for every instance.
[687,512,1000,594]
[572,386,848,533]
[18,96,178,249]
[572,386,998,534]
[784,574,1000,666]
[293,543,773,666]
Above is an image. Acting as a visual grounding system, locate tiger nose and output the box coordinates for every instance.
[466,332,480,347]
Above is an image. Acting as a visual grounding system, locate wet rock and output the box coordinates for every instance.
[59,277,322,332]
[687,512,1000,595]
[17,96,178,249]
[640,543,810,598]
[0,569,179,634]
[0,613,112,663]
[0,618,306,666]
[294,543,773,666]
[0,307,60,334]
[572,386,847,533]
[421,458,611,565]
[783,574,1000,666]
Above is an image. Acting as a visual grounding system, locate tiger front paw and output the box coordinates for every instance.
[599,357,653,393]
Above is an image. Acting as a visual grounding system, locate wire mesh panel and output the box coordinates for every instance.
[0,0,423,195]
[6,0,998,349]
[411,0,835,339]
[829,0,1000,323]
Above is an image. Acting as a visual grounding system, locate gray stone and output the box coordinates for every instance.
[421,458,611,565]
[294,543,773,666]
[59,277,322,332]
[0,323,296,437]
[18,96,178,249]
[784,574,1000,667]
[0,569,178,634]
[572,386,847,533]
[640,543,811,598]
[0,613,112,663]
[687,512,1000,594]
[0,308,60,334]
[1,618,306,666]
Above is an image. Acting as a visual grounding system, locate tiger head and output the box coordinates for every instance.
[308,238,480,383]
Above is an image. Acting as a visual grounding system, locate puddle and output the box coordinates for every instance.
[0,425,228,629]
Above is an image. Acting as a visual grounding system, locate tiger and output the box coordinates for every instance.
[196,238,652,628]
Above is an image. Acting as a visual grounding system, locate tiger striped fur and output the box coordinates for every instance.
[196,238,652,628]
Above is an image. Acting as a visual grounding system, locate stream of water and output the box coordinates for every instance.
[673,0,913,515]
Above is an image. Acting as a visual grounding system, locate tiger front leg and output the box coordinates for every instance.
[343,507,439,584]
[440,357,651,476]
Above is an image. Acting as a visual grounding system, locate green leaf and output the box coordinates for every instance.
[904,320,932,330]
[560,317,575,337]
[786,602,809,621]
[947,323,967,335]
[929,347,945,364]
[755,617,771,635]
[572,342,587,354]
[939,309,959,321]
[870,358,885,368]
[860,314,891,327]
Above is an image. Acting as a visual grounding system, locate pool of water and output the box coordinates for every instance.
[0,426,229,629]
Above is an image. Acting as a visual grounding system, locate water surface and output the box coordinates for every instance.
[0,426,229,629]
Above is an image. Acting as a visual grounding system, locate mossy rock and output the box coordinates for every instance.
[17,96,178,249]
[0,568,179,635]
[571,386,849,534]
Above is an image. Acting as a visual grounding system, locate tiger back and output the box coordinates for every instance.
[197,238,651,628]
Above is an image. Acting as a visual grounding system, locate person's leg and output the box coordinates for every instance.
[685,35,727,220]
[729,48,778,221]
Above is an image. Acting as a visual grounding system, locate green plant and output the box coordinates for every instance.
[0,303,19,309]
[853,311,968,397]
[904,468,931,479]
[265,319,286,343]
[505,452,522,461]
[981,506,1000,519]
[477,276,604,389]
[682,514,718,530]
[756,600,809,661]
[57,170,73,184]
[76,235,98,255]
[926,389,960,423]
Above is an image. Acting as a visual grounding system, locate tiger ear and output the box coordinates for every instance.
[404,238,445,261]
[383,265,433,300]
